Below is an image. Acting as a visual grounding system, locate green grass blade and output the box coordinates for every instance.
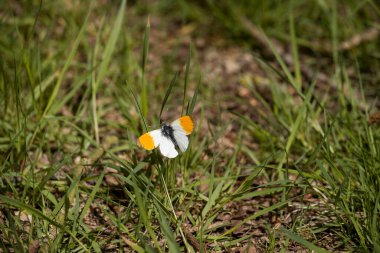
[141,17,150,118]
[3,209,24,252]
[330,0,338,65]
[289,1,302,90]
[131,177,148,225]
[275,82,314,179]
[182,47,191,115]
[0,194,89,252]
[156,203,181,253]
[92,0,126,143]
[122,237,146,253]
[131,177,162,252]
[32,157,70,197]
[42,7,90,117]
[371,194,380,251]
[221,199,289,237]
[280,228,331,253]
[130,87,148,132]
[159,71,178,120]
[50,174,81,218]
[95,0,126,90]
[79,173,104,222]
[186,75,200,115]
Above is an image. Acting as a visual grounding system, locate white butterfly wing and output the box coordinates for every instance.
[171,119,190,152]
[149,129,162,148]
[173,129,189,152]
[140,116,194,158]
[159,136,179,158]
[138,129,162,150]
[171,116,193,135]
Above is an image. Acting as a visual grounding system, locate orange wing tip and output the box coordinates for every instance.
[179,116,194,135]
[138,133,155,150]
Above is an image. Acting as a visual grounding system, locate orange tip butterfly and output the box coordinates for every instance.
[138,116,194,158]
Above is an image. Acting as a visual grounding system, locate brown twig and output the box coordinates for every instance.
[240,16,379,54]
[182,225,207,253]
[240,17,374,112]
[339,27,379,51]
[239,17,284,55]
[240,17,328,87]
[309,27,380,53]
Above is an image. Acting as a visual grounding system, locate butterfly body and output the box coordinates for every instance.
[161,124,179,149]
[138,116,194,158]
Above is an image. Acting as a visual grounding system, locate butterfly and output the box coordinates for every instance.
[138,116,194,158]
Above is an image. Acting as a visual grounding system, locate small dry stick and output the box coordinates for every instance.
[182,225,207,253]
[339,27,379,51]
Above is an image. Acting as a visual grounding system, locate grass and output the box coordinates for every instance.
[1,0,380,252]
